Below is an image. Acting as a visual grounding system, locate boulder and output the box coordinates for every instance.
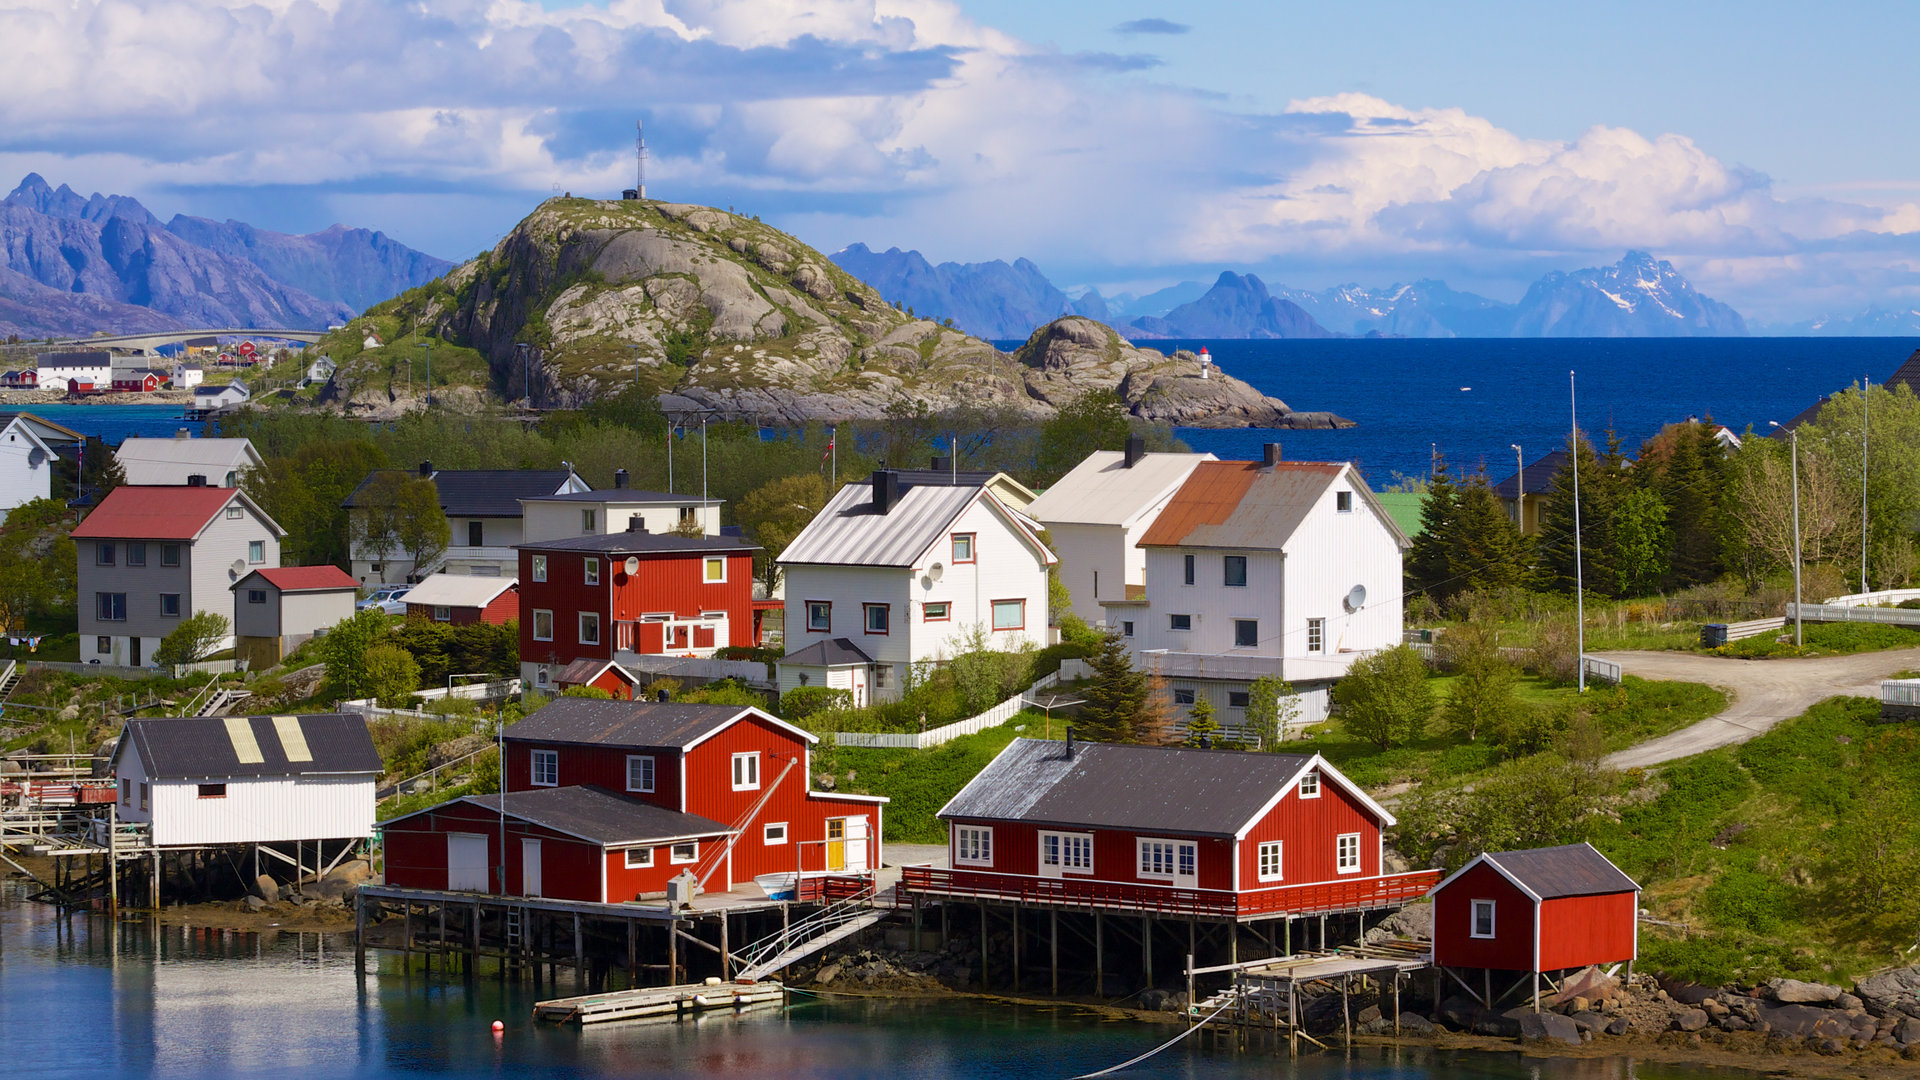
[1759,1003,1852,1039]
[1836,992,1865,1011]
[1672,1009,1710,1032]
[328,859,375,886]
[243,894,266,911]
[1549,965,1620,1007]
[253,874,279,903]
[1857,965,1920,1016]
[1605,1018,1630,1036]
[1768,978,1844,1004]
[1897,1018,1920,1046]
[1569,1011,1606,1032]
[1355,1005,1382,1024]
[814,964,840,986]
[1397,1012,1437,1034]
[1516,1012,1583,1046]
[1436,997,1479,1031]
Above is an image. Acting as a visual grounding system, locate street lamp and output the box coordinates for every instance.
[414,341,430,404]
[515,343,530,406]
[1768,421,1804,647]
[1511,444,1523,531]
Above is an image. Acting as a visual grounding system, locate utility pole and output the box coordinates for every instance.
[1511,444,1523,531]
[1570,371,1586,693]
[1771,422,1804,647]
[415,341,430,404]
[1862,375,1871,594]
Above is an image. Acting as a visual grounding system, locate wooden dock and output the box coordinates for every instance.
[1188,940,1432,1055]
[534,978,785,1025]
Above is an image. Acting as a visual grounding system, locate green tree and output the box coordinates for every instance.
[1077,630,1147,743]
[1437,620,1522,743]
[1800,381,1920,588]
[1244,674,1302,750]
[1448,474,1531,594]
[365,642,422,707]
[1637,419,1732,589]
[1535,431,1628,597]
[736,472,832,591]
[245,439,388,567]
[319,608,392,700]
[1332,644,1434,750]
[354,472,450,574]
[1405,456,1459,600]
[1185,696,1221,747]
[154,612,231,667]
[78,436,126,503]
[1035,391,1131,485]
[1611,485,1672,597]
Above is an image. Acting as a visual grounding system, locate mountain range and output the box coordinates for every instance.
[0,174,451,338]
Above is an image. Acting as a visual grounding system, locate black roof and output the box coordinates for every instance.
[891,468,996,490]
[518,532,759,555]
[940,737,1322,838]
[342,468,580,517]
[1489,450,1569,499]
[1482,843,1639,899]
[780,638,874,667]
[456,786,728,845]
[118,714,382,780]
[524,489,720,505]
[504,699,800,750]
[1775,348,1920,438]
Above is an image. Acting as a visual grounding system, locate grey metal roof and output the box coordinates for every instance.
[523,489,719,505]
[1484,843,1640,899]
[940,737,1314,837]
[1490,450,1568,500]
[778,480,982,567]
[518,532,759,555]
[780,638,874,667]
[504,699,784,750]
[119,714,383,780]
[342,468,580,517]
[1026,451,1214,527]
[456,787,730,845]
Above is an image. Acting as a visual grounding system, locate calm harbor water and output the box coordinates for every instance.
[0,892,1742,1080]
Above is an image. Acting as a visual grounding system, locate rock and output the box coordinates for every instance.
[1516,1012,1583,1046]
[1760,1003,1853,1039]
[1673,1009,1710,1032]
[1721,1017,1750,1032]
[1437,997,1480,1031]
[428,735,490,768]
[1605,1018,1631,1036]
[814,964,840,986]
[1363,906,1431,943]
[1355,1005,1382,1024]
[1769,978,1844,1004]
[329,859,374,886]
[1836,992,1864,1011]
[1397,1012,1436,1034]
[1897,1018,1920,1045]
[253,874,279,903]
[243,894,266,910]
[1568,996,1590,1016]
[1550,966,1621,1007]
[1569,1011,1606,1032]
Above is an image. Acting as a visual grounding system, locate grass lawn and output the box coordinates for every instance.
[1707,620,1920,659]
[828,712,1046,844]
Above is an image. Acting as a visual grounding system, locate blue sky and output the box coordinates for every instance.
[6,0,1919,321]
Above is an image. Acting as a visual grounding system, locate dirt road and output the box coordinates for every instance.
[1597,647,1920,769]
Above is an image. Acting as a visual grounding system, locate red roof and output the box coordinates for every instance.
[245,566,358,592]
[71,485,250,540]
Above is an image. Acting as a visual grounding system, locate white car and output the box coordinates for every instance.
[357,586,410,615]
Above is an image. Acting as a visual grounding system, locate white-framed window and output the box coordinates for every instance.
[579,612,601,644]
[864,603,890,634]
[1336,832,1362,874]
[1182,553,1195,585]
[731,751,760,790]
[530,749,558,787]
[245,589,266,605]
[764,822,788,845]
[120,777,130,805]
[1299,770,1321,798]
[1138,839,1179,879]
[873,663,892,690]
[703,557,726,583]
[670,842,698,864]
[127,542,146,567]
[582,509,597,532]
[1223,555,1247,587]
[625,847,654,868]
[1172,687,1196,705]
[532,609,553,641]
[679,507,697,527]
[1040,831,1093,872]
[1306,618,1325,653]
[1336,490,1353,513]
[226,506,243,520]
[1257,841,1283,882]
[1471,898,1497,938]
[626,755,655,793]
[535,666,550,687]
[531,554,547,582]
[160,594,182,617]
[806,600,831,632]
[1122,620,1135,637]
[248,540,264,564]
[160,544,180,567]
[433,605,451,622]
[924,601,950,621]
[584,558,600,585]
[954,825,992,866]
[991,598,1025,631]
[952,533,975,563]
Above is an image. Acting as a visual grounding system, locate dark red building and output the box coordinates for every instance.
[516,528,766,693]
[902,737,1436,920]
[1429,842,1640,1005]
[399,573,519,625]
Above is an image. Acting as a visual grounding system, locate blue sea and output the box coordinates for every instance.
[11,403,207,442]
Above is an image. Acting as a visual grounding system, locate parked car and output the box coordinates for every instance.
[356,586,410,615]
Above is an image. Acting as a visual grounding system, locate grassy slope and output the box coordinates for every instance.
[829,713,1041,844]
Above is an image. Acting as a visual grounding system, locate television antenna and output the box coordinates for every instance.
[624,121,648,201]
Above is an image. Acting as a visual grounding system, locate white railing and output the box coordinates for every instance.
[413,679,520,703]
[616,653,773,687]
[832,671,1061,749]
[1882,679,1920,706]
[1583,655,1622,685]
[1788,602,1920,627]
[1823,589,1920,608]
[1723,616,1787,641]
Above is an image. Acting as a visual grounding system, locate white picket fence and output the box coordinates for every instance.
[832,671,1062,749]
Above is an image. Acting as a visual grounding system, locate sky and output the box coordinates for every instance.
[6,0,1920,322]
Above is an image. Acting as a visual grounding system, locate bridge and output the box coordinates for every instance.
[26,328,329,355]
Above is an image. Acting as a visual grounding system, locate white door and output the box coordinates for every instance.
[841,816,869,873]
[447,834,489,891]
[1174,841,1198,890]
[522,838,543,897]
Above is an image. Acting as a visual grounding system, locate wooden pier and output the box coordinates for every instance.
[1189,941,1432,1055]
[533,978,785,1025]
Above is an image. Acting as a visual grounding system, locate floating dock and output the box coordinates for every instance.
[533,978,785,1025]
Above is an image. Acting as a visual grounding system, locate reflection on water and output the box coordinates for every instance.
[0,893,1746,1080]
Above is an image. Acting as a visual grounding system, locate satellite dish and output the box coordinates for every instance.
[920,575,933,590]
[928,562,944,582]
[26,448,44,467]
[230,559,247,578]
[1345,584,1367,611]
[624,556,640,575]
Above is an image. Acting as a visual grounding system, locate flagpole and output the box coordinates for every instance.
[1571,370,1586,693]
[831,426,837,488]
[1862,375,1870,593]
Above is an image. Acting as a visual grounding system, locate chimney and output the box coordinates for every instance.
[1263,443,1283,468]
[870,469,902,515]
[930,454,951,475]
[614,468,630,489]
[628,516,648,533]
[174,428,191,440]
[186,474,207,487]
[655,687,671,703]
[418,460,433,478]
[1123,435,1146,468]
[1065,725,1075,758]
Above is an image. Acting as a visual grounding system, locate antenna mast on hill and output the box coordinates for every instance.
[624,121,648,201]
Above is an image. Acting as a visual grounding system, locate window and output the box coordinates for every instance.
[1173,688,1196,705]
[1306,618,1325,653]
[535,667,550,687]
[96,592,127,622]
[247,590,266,605]
[626,755,655,793]
[96,543,114,566]
[1223,555,1247,587]
[224,471,237,487]
[1257,841,1283,882]
[582,509,597,532]
[1233,619,1259,648]
[1138,840,1178,878]
[1336,832,1362,874]
[1299,770,1321,798]
[873,664,891,690]
[1228,690,1250,708]
[532,609,553,641]
[952,533,975,563]
[670,842,699,864]
[764,822,788,845]
[161,594,182,617]
[530,749,558,787]
[991,599,1024,631]
[1168,613,1192,631]
[226,506,243,520]
[96,636,111,654]
[924,601,950,621]
[197,783,227,799]
[1471,899,1497,938]
[703,557,726,583]
[160,544,180,567]
[127,542,146,567]
[625,848,654,868]
[120,778,130,805]
[531,555,547,582]
[806,600,831,632]
[467,521,484,547]
[247,540,264,564]
[1182,553,1195,585]
[578,612,601,645]
[432,605,451,622]
[584,558,600,585]
[1040,832,1093,872]
[864,603,890,634]
[628,514,646,532]
[139,782,148,812]
[1122,620,1135,637]
[679,507,697,527]
[954,826,992,865]
[732,752,760,790]
[1336,490,1353,513]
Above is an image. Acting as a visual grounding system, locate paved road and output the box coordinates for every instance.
[1597,646,1920,769]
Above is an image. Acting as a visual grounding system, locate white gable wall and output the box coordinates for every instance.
[115,742,374,846]
[1134,548,1285,656]
[0,417,53,512]
[1279,468,1405,677]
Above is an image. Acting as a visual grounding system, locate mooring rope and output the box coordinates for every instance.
[1071,1000,1236,1078]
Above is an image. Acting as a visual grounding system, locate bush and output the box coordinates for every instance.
[1332,645,1434,750]
[781,686,852,720]
[364,642,421,707]
[561,685,613,699]
[154,611,232,667]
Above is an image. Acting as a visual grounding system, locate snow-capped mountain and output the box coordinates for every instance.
[1508,251,1747,337]
[1275,280,1518,338]
[1765,307,1920,336]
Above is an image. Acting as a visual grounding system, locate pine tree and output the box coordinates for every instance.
[1405,455,1459,599]
[1134,673,1177,745]
[1535,432,1626,597]
[1639,419,1732,589]
[1448,474,1531,594]
[1077,630,1146,743]
[1185,696,1221,747]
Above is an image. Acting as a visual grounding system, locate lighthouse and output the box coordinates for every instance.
[1198,346,1212,379]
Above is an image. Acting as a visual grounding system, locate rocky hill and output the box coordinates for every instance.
[314,197,1343,428]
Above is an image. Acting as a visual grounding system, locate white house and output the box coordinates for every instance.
[1025,438,1214,626]
[520,469,721,542]
[111,713,381,848]
[36,351,113,392]
[1110,445,1408,741]
[193,380,250,410]
[116,434,264,488]
[0,412,78,512]
[170,363,205,389]
[343,463,589,583]
[776,468,1056,704]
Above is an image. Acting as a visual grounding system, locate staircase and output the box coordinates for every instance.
[199,689,251,717]
[733,885,890,981]
[0,660,21,705]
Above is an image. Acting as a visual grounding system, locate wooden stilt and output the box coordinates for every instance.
[1342,973,1352,1048]
[1142,915,1152,988]
[667,919,678,986]
[1483,968,1492,1009]
[1050,909,1058,996]
[980,904,989,990]
[1095,910,1104,998]
[1010,905,1019,991]
[627,921,637,987]
[1288,980,1298,1057]
[912,896,922,953]
[1393,971,1401,1035]
[573,913,584,989]
[354,892,366,972]
[720,913,731,979]
[1228,921,1237,966]
[1185,953,1195,1027]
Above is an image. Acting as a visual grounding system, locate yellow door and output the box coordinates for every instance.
[826,818,846,871]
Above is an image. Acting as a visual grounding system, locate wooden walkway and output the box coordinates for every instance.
[1189,941,1432,1055]
[533,979,784,1025]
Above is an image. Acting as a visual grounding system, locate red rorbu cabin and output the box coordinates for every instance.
[902,737,1437,921]
[1428,842,1640,1006]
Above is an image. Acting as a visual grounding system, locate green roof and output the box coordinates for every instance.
[1373,492,1425,538]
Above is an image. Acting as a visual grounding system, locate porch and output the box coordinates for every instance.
[898,865,1439,922]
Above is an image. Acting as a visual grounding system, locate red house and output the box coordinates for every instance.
[1429,842,1640,1005]
[382,700,887,903]
[902,737,1437,920]
[400,573,518,625]
[555,657,641,699]
[517,528,764,693]
[112,371,165,392]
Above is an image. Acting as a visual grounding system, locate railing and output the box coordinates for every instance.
[1788,602,1920,627]
[614,653,772,687]
[831,671,1061,749]
[1723,617,1787,641]
[898,866,1440,919]
[1583,655,1623,685]
[1883,679,1920,706]
[1822,589,1920,608]
[377,742,496,800]
[734,876,878,978]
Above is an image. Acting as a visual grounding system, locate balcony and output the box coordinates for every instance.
[1137,649,1370,684]
[898,865,1439,921]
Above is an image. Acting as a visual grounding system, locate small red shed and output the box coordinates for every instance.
[401,573,519,625]
[556,657,640,700]
[1429,842,1640,1005]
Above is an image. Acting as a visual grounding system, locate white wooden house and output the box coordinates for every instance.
[776,468,1055,702]
[36,351,113,392]
[0,412,78,512]
[111,714,382,848]
[116,434,264,488]
[192,380,250,410]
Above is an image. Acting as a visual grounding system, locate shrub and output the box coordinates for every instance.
[364,642,421,707]
[155,611,232,667]
[1332,645,1434,749]
[781,686,851,720]
[561,685,613,699]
